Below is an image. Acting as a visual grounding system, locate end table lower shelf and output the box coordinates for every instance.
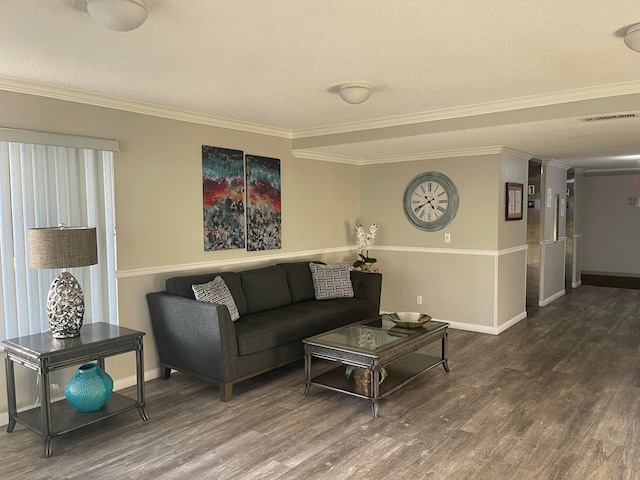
[15,393,142,438]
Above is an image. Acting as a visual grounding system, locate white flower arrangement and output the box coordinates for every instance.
[353,223,378,269]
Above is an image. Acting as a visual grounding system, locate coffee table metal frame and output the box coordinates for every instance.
[303,315,449,417]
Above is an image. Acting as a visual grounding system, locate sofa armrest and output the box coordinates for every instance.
[350,271,382,315]
[146,292,239,382]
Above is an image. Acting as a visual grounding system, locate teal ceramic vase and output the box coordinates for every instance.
[64,363,114,412]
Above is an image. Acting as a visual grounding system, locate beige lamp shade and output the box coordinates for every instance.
[28,227,98,269]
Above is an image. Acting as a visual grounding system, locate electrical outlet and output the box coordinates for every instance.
[417,295,423,305]
[444,233,451,243]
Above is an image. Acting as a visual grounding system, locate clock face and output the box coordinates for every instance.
[403,172,459,231]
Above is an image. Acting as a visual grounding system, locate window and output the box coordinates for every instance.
[0,131,118,340]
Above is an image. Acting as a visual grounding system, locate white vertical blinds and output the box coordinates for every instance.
[0,140,117,340]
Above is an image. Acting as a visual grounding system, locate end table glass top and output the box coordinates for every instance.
[305,314,448,354]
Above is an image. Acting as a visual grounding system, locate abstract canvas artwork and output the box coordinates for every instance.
[246,155,281,251]
[202,146,245,251]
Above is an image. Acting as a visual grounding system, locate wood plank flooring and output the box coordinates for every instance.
[3,285,640,479]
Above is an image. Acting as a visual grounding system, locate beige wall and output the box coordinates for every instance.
[0,90,360,419]
[498,151,529,249]
[378,251,497,327]
[497,150,529,325]
[497,249,527,326]
[361,149,528,334]
[361,155,500,250]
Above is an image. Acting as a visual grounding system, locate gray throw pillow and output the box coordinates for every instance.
[309,262,354,300]
[192,276,240,321]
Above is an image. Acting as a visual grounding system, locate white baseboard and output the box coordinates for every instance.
[539,289,566,307]
[447,310,527,336]
[381,310,528,336]
[495,311,528,334]
[572,280,582,288]
[112,367,162,392]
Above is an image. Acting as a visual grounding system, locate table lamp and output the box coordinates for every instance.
[28,226,98,338]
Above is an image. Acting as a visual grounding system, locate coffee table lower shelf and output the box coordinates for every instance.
[309,352,444,403]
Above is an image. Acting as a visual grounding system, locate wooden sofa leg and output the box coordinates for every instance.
[220,383,233,402]
[161,366,171,380]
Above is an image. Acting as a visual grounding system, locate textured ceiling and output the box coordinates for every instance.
[2,1,640,171]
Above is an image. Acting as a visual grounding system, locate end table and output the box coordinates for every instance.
[2,322,148,458]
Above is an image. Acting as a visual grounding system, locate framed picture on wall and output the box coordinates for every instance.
[202,145,246,251]
[505,182,524,221]
[245,154,282,251]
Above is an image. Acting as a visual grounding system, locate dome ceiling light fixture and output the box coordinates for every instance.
[624,23,640,52]
[87,0,148,32]
[338,82,372,104]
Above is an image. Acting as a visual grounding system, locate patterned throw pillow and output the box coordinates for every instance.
[192,276,240,321]
[309,262,354,300]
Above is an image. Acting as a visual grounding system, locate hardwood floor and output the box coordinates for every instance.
[3,285,640,479]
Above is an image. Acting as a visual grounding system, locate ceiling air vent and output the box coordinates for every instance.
[579,113,639,122]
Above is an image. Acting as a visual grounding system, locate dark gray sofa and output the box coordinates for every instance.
[146,261,382,401]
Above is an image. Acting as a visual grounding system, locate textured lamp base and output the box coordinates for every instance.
[47,271,85,338]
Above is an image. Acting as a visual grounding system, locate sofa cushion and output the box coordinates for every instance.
[166,271,248,316]
[309,262,354,300]
[279,261,324,304]
[192,276,240,321]
[240,265,292,314]
[234,298,374,355]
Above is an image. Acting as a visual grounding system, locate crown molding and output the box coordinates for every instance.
[292,81,640,139]
[542,159,572,170]
[499,146,534,161]
[6,76,640,172]
[583,167,640,176]
[362,146,509,165]
[291,149,361,165]
[0,76,292,139]
[292,145,534,166]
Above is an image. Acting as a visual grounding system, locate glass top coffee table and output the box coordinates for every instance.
[303,314,449,417]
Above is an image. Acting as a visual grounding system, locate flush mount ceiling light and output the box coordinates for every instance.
[87,0,148,32]
[624,23,640,52]
[338,82,372,104]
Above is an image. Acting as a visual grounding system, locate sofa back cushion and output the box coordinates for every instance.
[278,261,323,304]
[166,271,248,316]
[240,265,292,314]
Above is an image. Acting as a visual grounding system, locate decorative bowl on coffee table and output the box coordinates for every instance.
[390,312,432,328]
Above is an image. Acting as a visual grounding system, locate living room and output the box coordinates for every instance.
[2,1,640,478]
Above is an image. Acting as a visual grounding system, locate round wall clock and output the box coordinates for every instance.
[403,171,459,232]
